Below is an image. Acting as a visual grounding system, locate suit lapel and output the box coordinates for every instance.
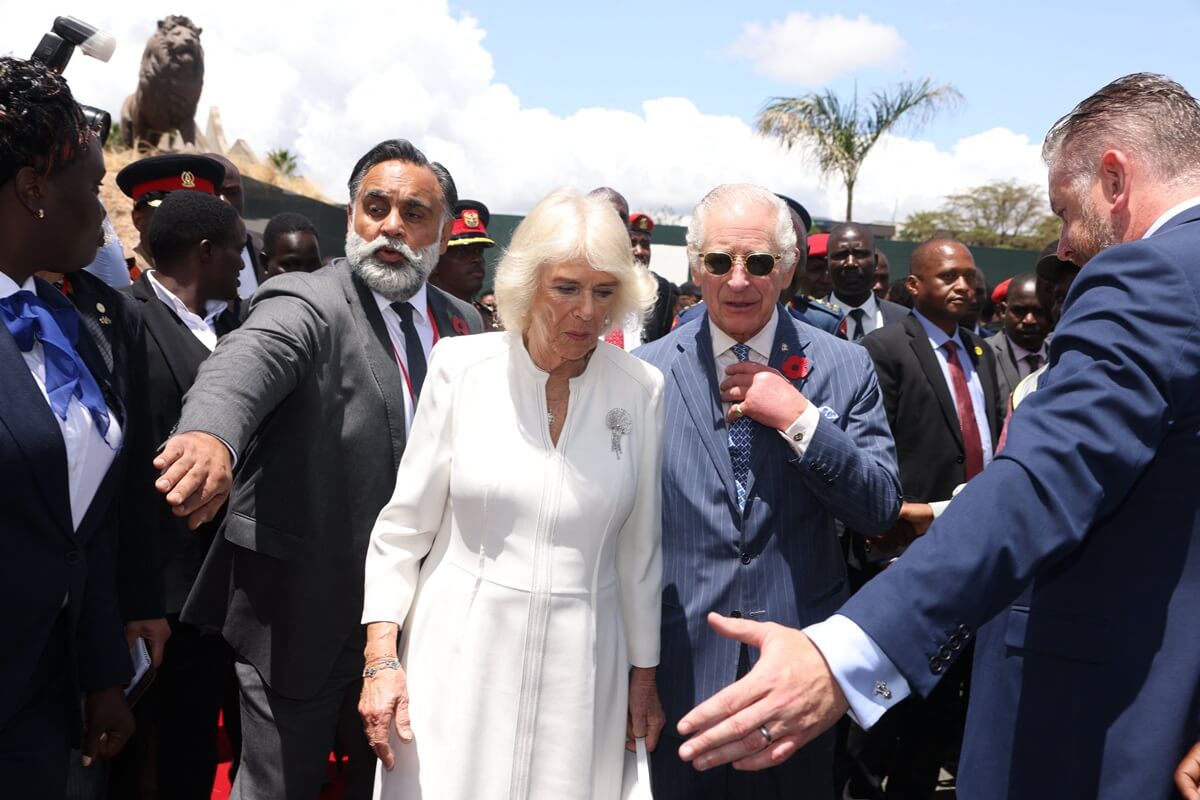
[132,275,215,397]
[670,317,739,508]
[426,286,468,339]
[963,330,1000,440]
[344,265,407,470]
[743,311,811,502]
[0,317,73,536]
[905,314,963,449]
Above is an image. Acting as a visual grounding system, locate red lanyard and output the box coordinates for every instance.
[392,302,440,408]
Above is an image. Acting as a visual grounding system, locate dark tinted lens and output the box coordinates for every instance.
[702,253,734,275]
[745,254,777,276]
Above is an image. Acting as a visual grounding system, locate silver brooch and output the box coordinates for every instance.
[606,408,633,458]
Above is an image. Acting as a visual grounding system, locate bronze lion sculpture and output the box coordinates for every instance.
[120,16,205,150]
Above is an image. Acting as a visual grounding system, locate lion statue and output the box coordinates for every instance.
[120,16,205,150]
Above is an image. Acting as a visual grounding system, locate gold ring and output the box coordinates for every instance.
[731,403,743,419]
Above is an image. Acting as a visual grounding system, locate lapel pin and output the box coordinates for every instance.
[95,302,106,314]
[974,345,984,357]
[98,315,112,325]
[780,342,789,353]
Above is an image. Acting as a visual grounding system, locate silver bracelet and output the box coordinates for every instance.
[363,658,401,678]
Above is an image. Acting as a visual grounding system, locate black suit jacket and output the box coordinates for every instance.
[862,313,1004,503]
[125,273,239,613]
[178,263,482,698]
[0,278,132,729]
[642,272,678,343]
[64,270,165,623]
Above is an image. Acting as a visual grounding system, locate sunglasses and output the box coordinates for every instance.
[700,252,783,277]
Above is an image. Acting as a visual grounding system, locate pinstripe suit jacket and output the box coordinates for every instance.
[635,308,901,741]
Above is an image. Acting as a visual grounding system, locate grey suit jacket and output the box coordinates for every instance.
[986,330,1022,405]
[178,259,481,699]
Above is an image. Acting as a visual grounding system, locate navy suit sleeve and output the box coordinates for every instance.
[838,236,1200,696]
[790,345,901,534]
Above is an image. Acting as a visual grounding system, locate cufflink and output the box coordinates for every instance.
[874,681,892,700]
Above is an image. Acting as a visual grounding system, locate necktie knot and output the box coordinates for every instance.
[393,301,416,324]
[1025,353,1042,370]
[732,343,751,362]
[848,308,867,341]
[942,339,957,356]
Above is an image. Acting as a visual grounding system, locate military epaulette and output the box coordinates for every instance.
[806,297,842,318]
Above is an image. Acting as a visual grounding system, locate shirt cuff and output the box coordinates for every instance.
[928,500,951,519]
[803,614,911,729]
[778,401,822,457]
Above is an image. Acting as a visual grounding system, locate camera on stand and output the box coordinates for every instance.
[30,16,117,142]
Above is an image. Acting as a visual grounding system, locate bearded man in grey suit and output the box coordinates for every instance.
[153,139,482,799]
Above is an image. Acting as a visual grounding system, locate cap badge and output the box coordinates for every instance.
[463,210,480,229]
[180,171,196,188]
[636,216,651,231]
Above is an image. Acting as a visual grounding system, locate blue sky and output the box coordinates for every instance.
[7,1,1199,221]
[472,1,1200,151]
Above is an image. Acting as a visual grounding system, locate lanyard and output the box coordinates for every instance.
[392,302,440,409]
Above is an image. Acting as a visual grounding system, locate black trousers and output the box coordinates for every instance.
[0,613,73,800]
[108,615,233,800]
[229,638,375,800]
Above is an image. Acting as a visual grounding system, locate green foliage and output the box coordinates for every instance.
[757,79,963,222]
[267,148,299,177]
[104,122,122,151]
[899,180,1059,249]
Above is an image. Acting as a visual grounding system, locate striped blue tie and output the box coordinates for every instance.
[729,343,753,510]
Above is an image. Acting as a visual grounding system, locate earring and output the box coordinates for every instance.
[35,209,45,220]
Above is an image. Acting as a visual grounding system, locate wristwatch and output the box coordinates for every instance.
[363,658,401,678]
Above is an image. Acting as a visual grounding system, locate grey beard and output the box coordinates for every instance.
[345,228,440,302]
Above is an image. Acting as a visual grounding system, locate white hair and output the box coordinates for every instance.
[494,187,657,334]
[345,225,440,302]
[685,184,797,279]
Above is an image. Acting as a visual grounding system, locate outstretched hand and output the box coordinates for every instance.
[154,431,233,530]
[676,613,847,771]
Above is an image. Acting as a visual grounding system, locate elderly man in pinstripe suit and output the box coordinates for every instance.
[635,184,901,799]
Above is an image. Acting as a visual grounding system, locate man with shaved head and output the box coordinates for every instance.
[986,272,1050,403]
[825,238,1004,796]
[824,223,908,341]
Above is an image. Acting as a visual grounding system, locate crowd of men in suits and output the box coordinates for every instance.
[6,54,1199,800]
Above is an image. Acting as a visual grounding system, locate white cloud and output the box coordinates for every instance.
[2,2,1045,225]
[727,13,906,86]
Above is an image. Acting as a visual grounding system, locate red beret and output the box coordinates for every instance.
[807,233,830,258]
[991,277,1012,305]
[629,212,654,233]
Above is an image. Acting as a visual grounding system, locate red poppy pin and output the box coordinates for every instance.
[450,315,470,335]
[782,354,810,380]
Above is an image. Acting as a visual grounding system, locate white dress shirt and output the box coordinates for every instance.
[146,270,228,351]
[0,272,122,531]
[828,292,883,340]
[911,308,994,468]
[810,194,1200,731]
[372,282,436,433]
[237,243,259,300]
[709,308,821,457]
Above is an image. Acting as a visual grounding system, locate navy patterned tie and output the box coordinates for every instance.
[729,343,753,510]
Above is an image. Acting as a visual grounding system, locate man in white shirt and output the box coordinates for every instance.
[117,189,246,796]
[824,223,908,341]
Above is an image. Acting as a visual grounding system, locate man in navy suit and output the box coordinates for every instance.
[635,184,900,798]
[675,73,1200,800]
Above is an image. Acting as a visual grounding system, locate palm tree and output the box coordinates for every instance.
[267,148,299,177]
[757,79,963,221]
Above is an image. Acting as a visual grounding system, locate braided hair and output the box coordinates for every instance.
[0,56,88,187]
